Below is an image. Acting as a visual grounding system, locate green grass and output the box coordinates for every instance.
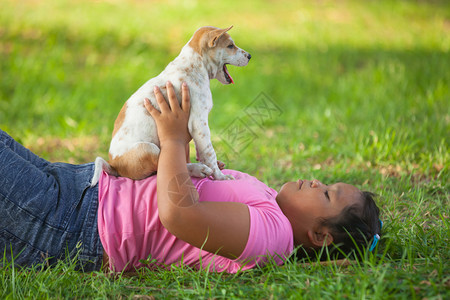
[1,0,449,298]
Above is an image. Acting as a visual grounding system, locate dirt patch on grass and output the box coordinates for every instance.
[25,135,104,164]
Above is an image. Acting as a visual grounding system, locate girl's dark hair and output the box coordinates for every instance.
[319,191,381,260]
[294,191,381,261]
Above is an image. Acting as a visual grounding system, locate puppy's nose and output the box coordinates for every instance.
[246,53,252,60]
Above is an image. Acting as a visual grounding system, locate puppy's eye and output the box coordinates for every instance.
[227,44,234,49]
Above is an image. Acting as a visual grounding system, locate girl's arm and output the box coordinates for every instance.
[144,82,250,259]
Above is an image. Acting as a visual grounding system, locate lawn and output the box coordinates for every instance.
[0,0,449,298]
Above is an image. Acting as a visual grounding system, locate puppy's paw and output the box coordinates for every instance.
[224,174,235,180]
[213,172,235,181]
[187,163,213,178]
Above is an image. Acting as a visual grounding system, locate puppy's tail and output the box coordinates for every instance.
[90,156,119,187]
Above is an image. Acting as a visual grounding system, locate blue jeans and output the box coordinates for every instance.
[0,129,103,271]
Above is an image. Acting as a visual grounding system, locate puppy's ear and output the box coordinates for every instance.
[208,26,233,48]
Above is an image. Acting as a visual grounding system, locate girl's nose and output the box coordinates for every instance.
[311,179,322,188]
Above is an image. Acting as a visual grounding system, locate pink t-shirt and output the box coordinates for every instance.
[97,169,293,273]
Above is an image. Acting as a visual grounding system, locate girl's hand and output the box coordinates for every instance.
[148,82,249,260]
[144,81,191,146]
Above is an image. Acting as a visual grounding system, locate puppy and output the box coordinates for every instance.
[91,26,251,186]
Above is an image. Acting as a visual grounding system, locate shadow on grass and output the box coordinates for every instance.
[0,25,448,172]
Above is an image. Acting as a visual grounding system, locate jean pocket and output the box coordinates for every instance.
[43,163,94,230]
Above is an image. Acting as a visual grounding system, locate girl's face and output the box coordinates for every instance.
[276,179,362,247]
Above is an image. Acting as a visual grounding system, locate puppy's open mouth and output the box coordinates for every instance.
[223,64,234,84]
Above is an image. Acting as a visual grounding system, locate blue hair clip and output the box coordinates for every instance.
[369,220,383,252]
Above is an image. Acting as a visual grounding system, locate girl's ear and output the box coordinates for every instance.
[307,227,334,247]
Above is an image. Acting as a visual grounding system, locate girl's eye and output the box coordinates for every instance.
[324,191,330,200]
[227,44,234,49]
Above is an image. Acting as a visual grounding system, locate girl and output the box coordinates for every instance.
[0,82,381,272]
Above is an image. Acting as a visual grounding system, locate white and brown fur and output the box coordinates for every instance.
[91,26,251,186]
